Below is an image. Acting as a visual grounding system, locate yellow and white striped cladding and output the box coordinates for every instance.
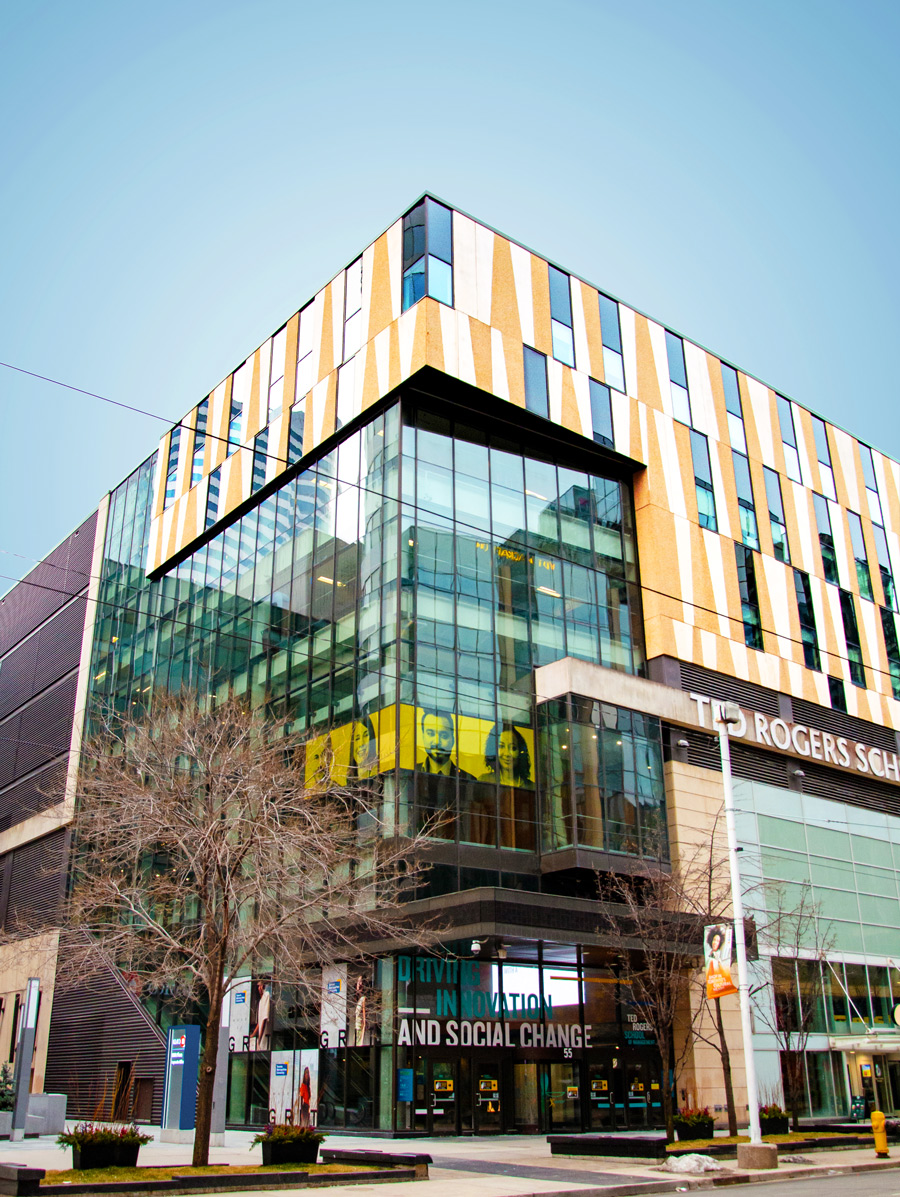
[144,197,900,730]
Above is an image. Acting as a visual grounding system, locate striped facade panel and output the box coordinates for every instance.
[44,962,167,1124]
[139,196,900,737]
[0,826,68,932]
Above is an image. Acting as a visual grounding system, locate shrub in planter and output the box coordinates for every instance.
[759,1103,790,1136]
[58,1123,152,1170]
[251,1123,325,1166]
[673,1106,715,1141]
[0,1063,14,1112]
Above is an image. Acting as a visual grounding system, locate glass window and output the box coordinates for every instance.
[847,511,873,601]
[549,266,574,367]
[268,327,287,419]
[665,331,691,425]
[426,198,452,265]
[812,415,832,466]
[252,429,268,494]
[597,293,625,392]
[764,467,790,563]
[721,364,746,450]
[402,256,425,311]
[777,395,802,483]
[794,570,821,671]
[589,379,613,448]
[192,400,208,486]
[872,523,896,610]
[732,451,759,549]
[839,589,865,688]
[735,542,763,650]
[523,347,549,419]
[205,466,221,530]
[288,404,305,465]
[813,494,839,584]
[690,431,717,531]
[229,360,251,452]
[721,363,742,417]
[164,426,181,508]
[828,674,847,712]
[402,199,453,311]
[427,256,452,306]
[880,606,900,700]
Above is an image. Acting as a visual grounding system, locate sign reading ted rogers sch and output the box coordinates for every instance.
[689,693,900,785]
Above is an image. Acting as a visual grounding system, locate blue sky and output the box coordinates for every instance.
[2,0,898,588]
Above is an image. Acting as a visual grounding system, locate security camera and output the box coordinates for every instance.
[677,739,689,749]
[471,940,482,955]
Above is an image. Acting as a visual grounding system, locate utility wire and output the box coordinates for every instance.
[0,360,294,469]
[2,362,899,688]
[3,555,900,705]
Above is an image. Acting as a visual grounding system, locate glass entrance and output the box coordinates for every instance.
[544,1061,581,1131]
[588,1060,613,1129]
[473,1059,502,1132]
[413,1059,458,1133]
[513,1061,540,1132]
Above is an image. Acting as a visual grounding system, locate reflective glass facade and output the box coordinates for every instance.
[86,385,666,1134]
[90,393,653,880]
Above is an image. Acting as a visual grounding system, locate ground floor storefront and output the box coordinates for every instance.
[223,946,665,1135]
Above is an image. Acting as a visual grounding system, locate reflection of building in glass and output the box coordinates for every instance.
[5,194,900,1133]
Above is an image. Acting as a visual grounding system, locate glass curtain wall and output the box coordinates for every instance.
[89,396,650,888]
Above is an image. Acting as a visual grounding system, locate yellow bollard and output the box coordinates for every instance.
[872,1110,889,1158]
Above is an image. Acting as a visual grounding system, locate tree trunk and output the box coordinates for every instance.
[660,1035,675,1143]
[191,988,223,1168]
[787,1052,801,1132]
[714,1000,737,1137]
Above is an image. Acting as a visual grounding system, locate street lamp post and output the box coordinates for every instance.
[715,701,762,1147]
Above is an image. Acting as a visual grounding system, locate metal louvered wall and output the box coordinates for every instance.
[0,513,96,837]
[0,827,69,932]
[44,960,167,1124]
[668,724,900,821]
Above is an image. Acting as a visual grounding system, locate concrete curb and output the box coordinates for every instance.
[482,1156,900,1197]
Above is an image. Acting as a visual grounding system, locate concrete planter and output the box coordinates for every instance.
[260,1139,319,1166]
[674,1117,714,1141]
[72,1141,141,1170]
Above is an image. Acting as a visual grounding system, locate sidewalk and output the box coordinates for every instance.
[2,1129,900,1196]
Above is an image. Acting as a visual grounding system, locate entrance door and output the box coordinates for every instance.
[588,1060,613,1129]
[626,1060,649,1127]
[544,1061,581,1131]
[473,1059,502,1133]
[513,1061,539,1132]
[413,1059,458,1134]
[887,1061,900,1114]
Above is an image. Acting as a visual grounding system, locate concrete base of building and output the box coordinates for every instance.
[209,1133,225,1147]
[160,1128,194,1144]
[737,1142,778,1169]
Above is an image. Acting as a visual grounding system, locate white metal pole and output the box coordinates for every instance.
[716,702,762,1146]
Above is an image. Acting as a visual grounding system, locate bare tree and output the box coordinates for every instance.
[747,882,835,1131]
[596,857,709,1143]
[48,691,436,1166]
[682,815,742,1137]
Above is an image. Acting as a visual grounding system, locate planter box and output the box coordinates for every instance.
[261,1139,319,1166]
[760,1115,790,1135]
[72,1142,141,1170]
[674,1119,714,1141]
[547,1134,668,1160]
